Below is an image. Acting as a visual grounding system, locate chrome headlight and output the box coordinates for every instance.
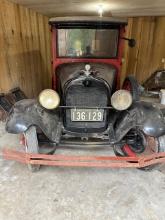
[111,90,132,111]
[39,89,60,110]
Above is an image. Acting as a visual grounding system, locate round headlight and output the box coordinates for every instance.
[111,90,132,111]
[39,89,60,110]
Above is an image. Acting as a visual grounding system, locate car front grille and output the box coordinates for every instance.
[64,79,109,133]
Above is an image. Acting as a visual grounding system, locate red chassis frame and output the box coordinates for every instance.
[3,148,165,168]
[3,25,165,169]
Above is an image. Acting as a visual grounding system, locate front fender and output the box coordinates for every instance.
[6,99,61,142]
[114,101,165,142]
[142,103,165,137]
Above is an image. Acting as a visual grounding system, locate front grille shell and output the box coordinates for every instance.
[63,76,110,133]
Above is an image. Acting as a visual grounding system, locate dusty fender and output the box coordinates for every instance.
[6,99,61,143]
[114,101,165,142]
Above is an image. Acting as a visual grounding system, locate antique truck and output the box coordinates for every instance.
[4,17,165,171]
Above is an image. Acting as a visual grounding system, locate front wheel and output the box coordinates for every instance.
[24,126,40,172]
[113,130,159,170]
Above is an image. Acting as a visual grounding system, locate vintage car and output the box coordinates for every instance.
[5,17,165,171]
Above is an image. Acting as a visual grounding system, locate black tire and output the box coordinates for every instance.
[122,75,140,101]
[24,126,41,172]
[113,131,159,171]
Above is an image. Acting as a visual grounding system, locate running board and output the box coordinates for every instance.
[3,148,165,168]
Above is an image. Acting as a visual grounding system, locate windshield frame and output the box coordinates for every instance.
[56,27,120,59]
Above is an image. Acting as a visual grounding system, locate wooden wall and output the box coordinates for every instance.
[0,0,51,98]
[122,16,165,84]
[0,0,165,96]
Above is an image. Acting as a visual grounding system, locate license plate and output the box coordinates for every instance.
[71,109,104,121]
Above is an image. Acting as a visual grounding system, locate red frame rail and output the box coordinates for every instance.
[3,148,165,168]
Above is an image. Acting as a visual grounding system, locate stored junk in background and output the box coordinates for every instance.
[0,87,26,121]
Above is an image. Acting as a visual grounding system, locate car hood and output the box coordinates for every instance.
[56,62,117,91]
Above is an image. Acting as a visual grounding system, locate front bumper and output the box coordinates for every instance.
[3,148,165,168]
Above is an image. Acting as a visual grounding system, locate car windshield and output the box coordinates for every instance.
[57,28,119,58]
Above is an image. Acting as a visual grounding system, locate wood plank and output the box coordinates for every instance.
[121,16,165,85]
[0,0,51,98]
[7,0,165,17]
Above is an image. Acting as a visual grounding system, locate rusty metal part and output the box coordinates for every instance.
[10,87,27,102]
[0,106,8,122]
[0,93,13,112]
[0,88,27,121]
[3,148,165,168]
[0,94,13,121]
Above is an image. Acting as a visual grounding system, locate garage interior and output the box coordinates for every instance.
[0,0,165,219]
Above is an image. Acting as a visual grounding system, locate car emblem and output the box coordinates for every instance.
[84,64,91,76]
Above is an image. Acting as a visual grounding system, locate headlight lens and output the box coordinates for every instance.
[111,90,132,111]
[39,89,60,110]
